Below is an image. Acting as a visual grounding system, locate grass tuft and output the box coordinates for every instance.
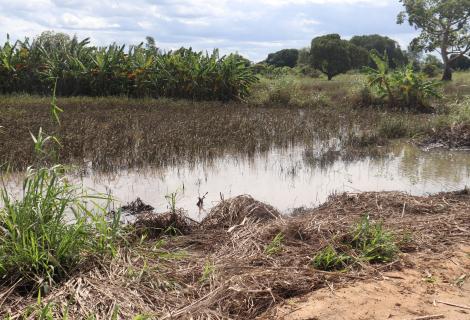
[350,215,398,263]
[0,164,121,290]
[265,232,285,256]
[312,245,352,271]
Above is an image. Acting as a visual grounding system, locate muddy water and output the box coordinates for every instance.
[69,142,470,219]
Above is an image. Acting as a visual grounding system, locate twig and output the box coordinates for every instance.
[436,300,470,310]
[408,315,444,320]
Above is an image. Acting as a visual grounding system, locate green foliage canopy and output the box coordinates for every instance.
[265,49,299,68]
[397,0,470,80]
[350,34,408,68]
[310,34,368,80]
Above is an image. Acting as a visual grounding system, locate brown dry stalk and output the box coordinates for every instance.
[1,191,469,319]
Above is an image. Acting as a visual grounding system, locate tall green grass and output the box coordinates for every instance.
[0,164,120,289]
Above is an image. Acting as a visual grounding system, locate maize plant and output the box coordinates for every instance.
[0,32,258,101]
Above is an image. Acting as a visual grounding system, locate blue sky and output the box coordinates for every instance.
[0,0,417,61]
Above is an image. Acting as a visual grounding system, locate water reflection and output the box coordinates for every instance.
[72,143,470,219]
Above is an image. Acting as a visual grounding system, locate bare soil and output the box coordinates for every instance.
[268,246,470,320]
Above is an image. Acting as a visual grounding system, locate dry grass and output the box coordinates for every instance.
[1,190,469,319]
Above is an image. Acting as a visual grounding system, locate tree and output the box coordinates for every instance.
[397,0,470,81]
[265,49,299,68]
[297,47,311,65]
[350,34,408,68]
[310,34,367,80]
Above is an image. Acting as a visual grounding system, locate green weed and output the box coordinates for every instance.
[351,215,398,263]
[199,260,216,283]
[265,232,285,256]
[312,245,352,271]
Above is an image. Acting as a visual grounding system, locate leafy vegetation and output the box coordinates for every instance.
[365,52,441,109]
[0,88,121,292]
[350,215,398,263]
[312,246,352,271]
[0,157,120,291]
[265,232,285,256]
[312,215,398,271]
[350,34,408,68]
[0,32,258,101]
[265,49,299,68]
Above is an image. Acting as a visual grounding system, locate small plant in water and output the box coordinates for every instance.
[265,232,284,256]
[312,245,352,271]
[165,190,179,214]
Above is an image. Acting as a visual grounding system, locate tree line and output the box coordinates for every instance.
[264,0,470,81]
[0,32,257,100]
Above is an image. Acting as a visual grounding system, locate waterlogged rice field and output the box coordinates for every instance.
[73,143,470,217]
[1,96,470,217]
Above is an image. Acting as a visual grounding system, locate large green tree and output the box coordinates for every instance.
[310,34,367,80]
[265,49,299,68]
[350,34,407,68]
[397,0,470,81]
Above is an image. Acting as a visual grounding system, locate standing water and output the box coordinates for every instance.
[68,142,470,219]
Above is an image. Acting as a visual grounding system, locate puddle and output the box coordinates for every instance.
[64,142,470,219]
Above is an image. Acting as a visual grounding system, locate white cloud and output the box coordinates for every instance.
[0,0,415,61]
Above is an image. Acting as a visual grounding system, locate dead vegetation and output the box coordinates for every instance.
[1,190,469,319]
[422,123,470,149]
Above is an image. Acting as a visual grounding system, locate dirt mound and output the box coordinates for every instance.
[200,195,282,229]
[133,210,197,238]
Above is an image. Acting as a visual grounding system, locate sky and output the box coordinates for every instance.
[0,0,418,62]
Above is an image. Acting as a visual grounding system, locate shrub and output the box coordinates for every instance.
[350,215,398,263]
[266,77,297,105]
[312,245,352,271]
[365,52,441,110]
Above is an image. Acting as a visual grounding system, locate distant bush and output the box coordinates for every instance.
[265,49,299,68]
[449,54,470,71]
[350,34,408,69]
[421,55,443,77]
[253,63,294,78]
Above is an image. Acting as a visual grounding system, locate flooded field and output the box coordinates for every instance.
[2,98,469,219]
[68,142,470,218]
